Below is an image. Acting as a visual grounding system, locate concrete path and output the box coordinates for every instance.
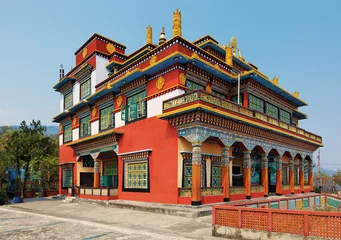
[0,199,222,240]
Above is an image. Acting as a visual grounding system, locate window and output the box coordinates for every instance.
[186,80,204,92]
[280,109,291,124]
[79,115,90,138]
[64,92,73,109]
[63,124,72,143]
[211,164,221,187]
[249,94,264,112]
[282,166,288,185]
[182,158,206,188]
[80,79,91,99]
[62,169,72,188]
[100,105,114,131]
[105,163,118,187]
[266,103,279,119]
[125,161,148,189]
[231,94,243,105]
[82,155,94,168]
[125,91,146,122]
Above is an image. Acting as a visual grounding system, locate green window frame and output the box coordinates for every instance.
[64,92,73,109]
[125,160,148,190]
[280,109,291,124]
[62,169,72,188]
[249,94,264,112]
[80,79,91,100]
[266,103,279,119]
[63,124,72,143]
[282,166,288,185]
[124,91,146,122]
[186,80,204,92]
[183,161,192,188]
[82,155,94,168]
[211,164,221,187]
[294,168,298,185]
[231,94,243,105]
[100,105,114,131]
[105,163,118,187]
[79,115,90,138]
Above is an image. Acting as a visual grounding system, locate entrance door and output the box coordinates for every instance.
[80,172,94,187]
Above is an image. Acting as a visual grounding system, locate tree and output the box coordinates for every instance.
[333,169,341,187]
[4,120,56,201]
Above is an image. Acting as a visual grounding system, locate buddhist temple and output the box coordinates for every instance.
[53,9,323,205]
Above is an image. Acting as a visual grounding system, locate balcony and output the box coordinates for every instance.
[161,90,322,145]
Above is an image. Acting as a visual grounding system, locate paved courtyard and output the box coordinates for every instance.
[0,199,219,240]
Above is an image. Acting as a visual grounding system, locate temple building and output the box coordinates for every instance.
[53,9,323,205]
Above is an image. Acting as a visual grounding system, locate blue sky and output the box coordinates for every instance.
[0,0,340,169]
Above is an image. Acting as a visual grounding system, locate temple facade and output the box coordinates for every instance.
[53,9,322,205]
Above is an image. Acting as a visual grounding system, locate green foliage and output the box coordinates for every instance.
[0,191,8,205]
[333,169,341,186]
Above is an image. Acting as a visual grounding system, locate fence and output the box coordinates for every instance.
[212,194,341,239]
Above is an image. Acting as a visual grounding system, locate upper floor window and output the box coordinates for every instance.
[266,103,279,119]
[82,155,94,168]
[186,80,204,92]
[249,94,264,112]
[280,109,291,124]
[79,115,90,138]
[100,105,114,131]
[231,94,243,105]
[63,124,72,143]
[123,91,146,122]
[64,92,73,109]
[80,79,91,100]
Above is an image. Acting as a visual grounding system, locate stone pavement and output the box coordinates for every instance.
[0,199,220,240]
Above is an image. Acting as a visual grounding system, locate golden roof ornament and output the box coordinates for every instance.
[159,26,166,45]
[146,25,152,44]
[294,91,299,98]
[273,76,279,85]
[224,43,233,66]
[173,8,182,37]
[226,36,246,64]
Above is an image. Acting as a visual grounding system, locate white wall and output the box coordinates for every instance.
[115,112,125,128]
[96,56,109,85]
[147,89,185,118]
[91,120,99,135]
[91,70,96,95]
[72,128,79,141]
[59,93,64,113]
[59,134,63,146]
[73,82,80,105]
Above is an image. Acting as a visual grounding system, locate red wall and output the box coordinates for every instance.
[116,117,179,204]
[58,145,77,194]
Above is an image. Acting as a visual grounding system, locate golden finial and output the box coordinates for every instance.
[294,91,299,98]
[173,8,182,37]
[146,25,152,44]
[273,76,279,85]
[224,44,233,66]
[159,26,166,45]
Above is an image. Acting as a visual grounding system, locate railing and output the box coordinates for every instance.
[162,90,322,143]
[77,187,118,197]
[230,186,245,195]
[179,187,223,197]
[212,194,341,239]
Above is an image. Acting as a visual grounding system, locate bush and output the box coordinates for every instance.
[0,191,8,205]
[313,186,322,193]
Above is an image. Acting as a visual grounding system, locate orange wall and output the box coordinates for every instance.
[116,116,179,204]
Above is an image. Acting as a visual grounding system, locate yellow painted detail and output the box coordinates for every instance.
[106,43,116,54]
[82,48,87,58]
[156,76,165,90]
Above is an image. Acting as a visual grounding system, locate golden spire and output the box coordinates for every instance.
[173,8,182,37]
[294,91,299,98]
[146,25,152,44]
[159,27,166,45]
[224,43,233,66]
[273,76,279,85]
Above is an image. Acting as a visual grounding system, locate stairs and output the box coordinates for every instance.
[62,196,78,203]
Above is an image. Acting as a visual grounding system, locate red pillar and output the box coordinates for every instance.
[276,156,283,195]
[289,158,294,194]
[299,160,305,193]
[222,147,230,202]
[94,160,100,188]
[243,150,251,199]
[191,143,202,205]
[243,91,248,107]
[261,154,268,197]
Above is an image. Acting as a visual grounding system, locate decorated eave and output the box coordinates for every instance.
[293,109,308,120]
[53,76,75,91]
[106,43,157,71]
[74,33,126,55]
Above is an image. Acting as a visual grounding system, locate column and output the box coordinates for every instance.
[299,160,305,193]
[289,158,294,194]
[275,156,283,195]
[91,153,101,188]
[261,153,269,197]
[221,147,230,202]
[243,150,251,199]
[191,143,202,205]
[308,161,313,192]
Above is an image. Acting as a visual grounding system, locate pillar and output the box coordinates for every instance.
[299,160,305,193]
[91,153,101,188]
[191,143,202,205]
[261,153,269,197]
[243,91,249,107]
[275,156,283,195]
[221,147,230,202]
[308,161,313,192]
[289,158,294,194]
[243,150,251,199]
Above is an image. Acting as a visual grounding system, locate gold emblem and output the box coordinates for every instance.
[179,73,186,85]
[106,43,116,54]
[82,48,87,58]
[272,76,279,85]
[150,56,157,65]
[92,108,97,117]
[294,91,299,98]
[116,95,123,107]
[206,84,212,93]
[191,52,198,58]
[156,76,165,90]
[73,118,77,126]
[172,8,182,37]
[231,36,238,50]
